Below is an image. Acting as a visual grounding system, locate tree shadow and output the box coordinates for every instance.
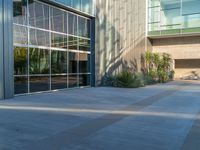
[95,2,147,85]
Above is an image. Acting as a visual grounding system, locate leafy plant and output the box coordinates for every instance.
[144,51,174,84]
[102,73,117,87]
[115,71,135,88]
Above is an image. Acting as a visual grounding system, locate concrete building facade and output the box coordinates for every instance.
[148,0,200,79]
[0,0,200,100]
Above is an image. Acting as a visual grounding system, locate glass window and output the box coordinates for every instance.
[68,13,78,35]
[78,38,90,51]
[29,29,50,46]
[13,25,28,45]
[68,52,78,73]
[79,53,90,73]
[79,74,90,86]
[50,7,67,33]
[53,0,72,7]
[182,14,200,28]
[148,6,160,24]
[149,0,160,7]
[13,1,92,94]
[182,0,200,28]
[160,8,181,30]
[78,17,87,37]
[82,0,92,14]
[29,1,49,29]
[51,50,68,74]
[14,47,28,75]
[72,0,81,10]
[51,33,67,48]
[51,75,67,90]
[51,0,95,15]
[29,48,50,74]
[68,36,78,50]
[13,0,27,25]
[14,77,28,94]
[68,75,78,87]
[182,0,200,15]
[30,76,50,92]
[78,17,91,37]
[148,23,160,31]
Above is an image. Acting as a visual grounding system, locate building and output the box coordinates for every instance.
[0,0,199,100]
[148,0,200,79]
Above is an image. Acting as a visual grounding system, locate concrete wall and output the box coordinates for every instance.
[152,36,200,79]
[152,36,200,59]
[95,0,150,85]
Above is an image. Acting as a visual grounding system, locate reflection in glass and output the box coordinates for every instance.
[51,51,68,74]
[82,0,92,14]
[68,36,78,50]
[14,47,28,75]
[14,76,28,94]
[69,52,78,73]
[29,1,49,29]
[29,29,50,46]
[79,53,90,73]
[13,1,92,94]
[78,17,90,37]
[51,33,67,48]
[78,38,90,51]
[54,0,72,7]
[13,25,28,45]
[30,76,50,92]
[51,7,66,33]
[51,75,67,90]
[79,74,90,86]
[13,0,27,25]
[52,0,95,15]
[29,48,50,74]
[68,75,78,88]
[72,0,81,10]
[68,13,77,35]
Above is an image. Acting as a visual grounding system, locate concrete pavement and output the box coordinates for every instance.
[0,81,200,150]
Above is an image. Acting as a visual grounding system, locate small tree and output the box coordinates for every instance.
[145,51,154,73]
[144,51,173,83]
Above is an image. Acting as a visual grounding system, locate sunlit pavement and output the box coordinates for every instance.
[0,81,200,150]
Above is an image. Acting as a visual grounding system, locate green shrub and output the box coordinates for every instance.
[169,70,175,80]
[145,51,173,84]
[158,70,169,83]
[102,73,117,87]
[143,74,157,85]
[148,69,158,80]
[133,73,145,87]
[113,71,144,88]
[115,71,135,88]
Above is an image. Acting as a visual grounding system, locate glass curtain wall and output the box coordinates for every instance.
[13,0,91,95]
[51,0,95,15]
[148,0,200,36]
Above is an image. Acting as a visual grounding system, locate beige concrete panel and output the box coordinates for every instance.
[152,36,200,59]
[95,0,150,85]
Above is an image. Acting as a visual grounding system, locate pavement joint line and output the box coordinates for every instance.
[21,82,190,150]
[181,109,200,150]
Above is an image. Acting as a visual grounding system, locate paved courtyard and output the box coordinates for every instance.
[0,81,200,150]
